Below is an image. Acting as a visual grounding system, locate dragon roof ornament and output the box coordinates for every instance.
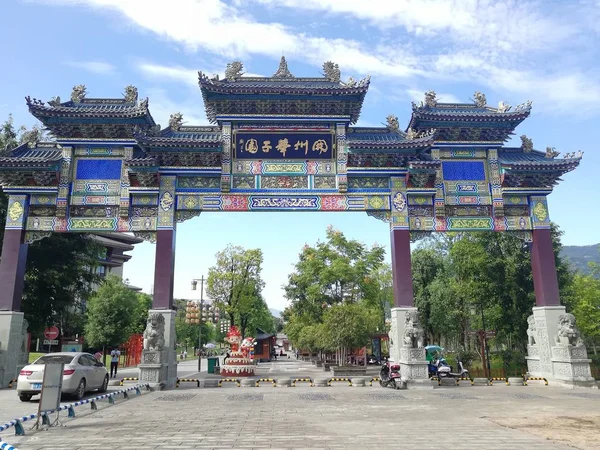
[322,61,341,82]
[169,112,184,130]
[123,85,138,103]
[514,100,533,111]
[545,146,560,159]
[225,61,244,81]
[71,85,87,103]
[406,127,435,140]
[520,135,533,153]
[473,91,487,107]
[497,101,511,112]
[385,114,400,132]
[272,56,294,78]
[48,96,62,107]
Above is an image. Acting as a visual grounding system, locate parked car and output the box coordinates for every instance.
[17,352,109,402]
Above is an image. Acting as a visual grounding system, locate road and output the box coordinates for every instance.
[0,359,206,424]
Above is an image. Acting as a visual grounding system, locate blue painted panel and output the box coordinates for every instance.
[76,159,122,180]
[442,161,485,181]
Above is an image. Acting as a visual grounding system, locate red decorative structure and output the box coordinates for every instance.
[220,326,255,377]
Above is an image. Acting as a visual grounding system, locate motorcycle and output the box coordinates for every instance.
[379,361,402,389]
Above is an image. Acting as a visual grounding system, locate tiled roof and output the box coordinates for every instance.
[499,148,582,171]
[25,97,156,126]
[125,149,157,167]
[134,126,222,149]
[347,127,434,150]
[0,142,62,168]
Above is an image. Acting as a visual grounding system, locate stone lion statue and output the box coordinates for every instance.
[555,313,584,347]
[526,314,536,346]
[403,310,424,348]
[71,84,87,102]
[143,312,165,351]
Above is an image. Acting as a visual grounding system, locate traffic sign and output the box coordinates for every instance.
[43,339,59,345]
[44,326,59,340]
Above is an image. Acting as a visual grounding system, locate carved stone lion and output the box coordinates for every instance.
[526,314,536,346]
[225,61,244,81]
[71,84,87,102]
[143,312,165,351]
[473,91,487,107]
[555,313,584,347]
[403,310,424,348]
[322,61,341,83]
[169,112,183,130]
[123,85,138,102]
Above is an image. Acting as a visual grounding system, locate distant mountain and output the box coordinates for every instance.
[561,244,600,275]
[269,308,282,318]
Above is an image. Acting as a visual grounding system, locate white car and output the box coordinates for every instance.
[17,352,109,402]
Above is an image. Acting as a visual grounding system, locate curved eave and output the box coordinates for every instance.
[26,99,156,127]
[501,160,580,174]
[408,109,530,129]
[348,144,431,153]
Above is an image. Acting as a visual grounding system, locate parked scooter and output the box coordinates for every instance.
[379,361,402,389]
[431,356,470,379]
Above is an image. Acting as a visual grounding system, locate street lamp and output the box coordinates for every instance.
[188,276,220,373]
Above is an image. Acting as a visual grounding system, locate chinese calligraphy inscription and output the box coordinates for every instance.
[235,133,334,160]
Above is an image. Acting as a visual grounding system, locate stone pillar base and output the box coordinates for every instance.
[138,310,177,389]
[0,312,28,388]
[526,306,595,388]
[389,308,430,389]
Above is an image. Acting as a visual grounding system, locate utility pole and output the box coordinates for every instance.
[191,276,206,373]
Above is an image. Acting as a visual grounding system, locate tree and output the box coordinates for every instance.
[23,234,104,336]
[84,276,139,355]
[129,292,153,335]
[206,244,265,335]
[568,273,600,353]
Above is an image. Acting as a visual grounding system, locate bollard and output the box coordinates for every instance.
[351,377,367,387]
[327,377,352,387]
[507,377,524,386]
[291,378,313,387]
[255,378,277,387]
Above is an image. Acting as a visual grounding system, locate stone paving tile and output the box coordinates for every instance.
[3,385,598,449]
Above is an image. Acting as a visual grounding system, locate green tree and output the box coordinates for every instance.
[84,276,138,355]
[129,292,153,335]
[568,273,600,353]
[206,244,265,334]
[23,234,104,336]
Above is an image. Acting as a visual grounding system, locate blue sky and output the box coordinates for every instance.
[2,0,599,310]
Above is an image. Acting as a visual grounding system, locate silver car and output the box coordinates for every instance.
[17,352,109,402]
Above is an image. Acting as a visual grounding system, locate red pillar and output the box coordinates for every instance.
[0,229,28,311]
[391,228,414,307]
[530,228,561,307]
[152,229,176,310]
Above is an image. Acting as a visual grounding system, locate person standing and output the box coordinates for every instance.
[110,348,121,378]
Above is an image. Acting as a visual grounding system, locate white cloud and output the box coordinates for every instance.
[144,88,209,128]
[37,0,600,114]
[63,60,115,74]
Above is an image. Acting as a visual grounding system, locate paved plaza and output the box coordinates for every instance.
[2,378,600,450]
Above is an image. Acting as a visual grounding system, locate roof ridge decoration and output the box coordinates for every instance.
[272,56,294,78]
[169,112,184,131]
[225,61,244,81]
[385,114,400,132]
[521,135,533,153]
[71,85,87,103]
[123,85,138,103]
[545,146,560,158]
[406,127,435,140]
[322,61,341,82]
[473,91,487,107]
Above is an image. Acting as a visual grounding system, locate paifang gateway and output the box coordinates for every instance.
[0,57,593,389]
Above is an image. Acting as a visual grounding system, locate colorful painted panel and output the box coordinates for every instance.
[409,216,435,230]
[6,195,27,229]
[75,159,122,180]
[70,195,120,206]
[70,206,117,217]
[348,177,389,189]
[530,195,551,229]
[68,218,118,231]
[505,216,532,230]
[260,176,308,189]
[30,194,57,206]
[314,176,337,189]
[445,195,491,206]
[131,194,158,206]
[441,161,486,181]
[447,217,494,230]
[177,176,220,189]
[408,195,434,206]
[232,176,255,189]
[446,206,492,216]
[504,195,528,205]
[234,132,334,160]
